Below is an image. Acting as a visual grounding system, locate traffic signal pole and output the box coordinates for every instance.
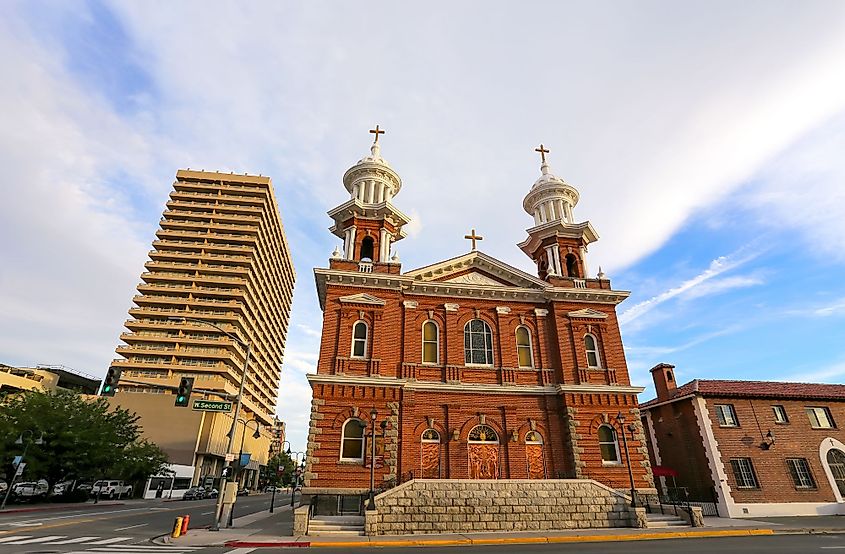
[211,343,251,531]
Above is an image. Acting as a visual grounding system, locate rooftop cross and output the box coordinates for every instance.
[369,124,385,143]
[464,229,483,251]
[534,143,550,164]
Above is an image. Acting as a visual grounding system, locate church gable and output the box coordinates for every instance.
[337,292,386,306]
[405,251,548,290]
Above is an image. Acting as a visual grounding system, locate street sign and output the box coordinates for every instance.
[14,462,26,477]
[12,455,22,468]
[225,453,235,462]
[192,400,233,412]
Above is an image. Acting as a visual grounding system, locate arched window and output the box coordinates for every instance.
[468,424,499,443]
[421,428,441,479]
[598,424,620,464]
[351,321,368,358]
[565,254,579,277]
[422,321,439,364]
[464,319,494,366]
[516,326,533,368]
[422,428,440,442]
[360,236,374,260]
[827,449,845,497]
[585,334,601,368]
[340,418,366,461]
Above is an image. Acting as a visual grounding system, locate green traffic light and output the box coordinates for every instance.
[103,385,112,393]
[177,395,185,402]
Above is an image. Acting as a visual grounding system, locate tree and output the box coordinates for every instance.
[265,451,296,486]
[0,390,166,495]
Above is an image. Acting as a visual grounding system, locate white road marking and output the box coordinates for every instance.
[86,536,135,545]
[5,535,67,544]
[0,535,31,543]
[225,549,256,554]
[47,536,102,544]
[201,510,214,515]
[7,521,44,526]
[114,523,148,531]
[820,547,845,550]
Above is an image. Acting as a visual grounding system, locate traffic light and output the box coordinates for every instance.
[174,377,194,407]
[101,367,121,396]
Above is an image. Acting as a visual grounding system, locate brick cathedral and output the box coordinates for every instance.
[303,129,654,511]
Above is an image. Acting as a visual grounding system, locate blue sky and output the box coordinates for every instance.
[1,1,845,452]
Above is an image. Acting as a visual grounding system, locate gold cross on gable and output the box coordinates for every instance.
[464,229,483,251]
[535,143,549,164]
[369,124,385,143]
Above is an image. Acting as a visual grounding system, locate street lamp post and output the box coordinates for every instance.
[616,412,637,508]
[1,430,44,510]
[168,316,251,531]
[235,418,262,486]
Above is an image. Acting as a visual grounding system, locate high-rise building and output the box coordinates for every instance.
[107,169,295,493]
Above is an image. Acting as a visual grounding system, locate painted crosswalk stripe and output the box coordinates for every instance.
[5,535,67,544]
[86,537,135,545]
[0,536,31,543]
[47,536,101,544]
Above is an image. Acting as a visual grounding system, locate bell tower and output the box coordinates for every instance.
[517,144,599,282]
[327,126,411,270]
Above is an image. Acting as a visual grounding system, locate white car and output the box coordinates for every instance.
[92,480,133,499]
[12,481,48,499]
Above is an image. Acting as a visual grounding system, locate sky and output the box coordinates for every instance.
[2,1,845,453]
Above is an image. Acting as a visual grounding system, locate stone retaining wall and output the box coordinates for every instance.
[366,479,640,535]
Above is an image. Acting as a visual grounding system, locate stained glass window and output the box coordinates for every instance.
[525,431,543,444]
[422,321,439,364]
[464,319,493,365]
[468,424,499,443]
[421,428,440,442]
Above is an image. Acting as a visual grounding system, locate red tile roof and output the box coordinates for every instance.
[640,379,845,408]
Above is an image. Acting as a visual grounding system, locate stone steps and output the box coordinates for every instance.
[309,515,365,536]
[645,513,688,528]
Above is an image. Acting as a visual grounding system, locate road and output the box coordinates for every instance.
[0,492,290,554]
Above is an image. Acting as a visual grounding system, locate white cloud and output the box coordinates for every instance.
[619,251,758,325]
[785,296,845,318]
[781,360,845,384]
[680,274,765,301]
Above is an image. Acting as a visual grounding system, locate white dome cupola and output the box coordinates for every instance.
[522,144,579,226]
[342,125,402,205]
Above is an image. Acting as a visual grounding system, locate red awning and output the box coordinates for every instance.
[652,466,679,477]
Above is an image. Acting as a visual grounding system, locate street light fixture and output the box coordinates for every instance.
[616,412,637,508]
[168,315,251,531]
[1,430,45,510]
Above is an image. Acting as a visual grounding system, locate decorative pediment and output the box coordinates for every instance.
[567,308,608,319]
[338,293,386,306]
[405,251,549,290]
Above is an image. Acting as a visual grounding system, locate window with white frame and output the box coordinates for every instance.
[772,405,789,424]
[715,404,739,427]
[730,458,759,488]
[786,458,816,489]
[806,406,835,429]
[340,418,366,461]
[584,334,601,368]
[464,319,494,366]
[516,326,533,368]
[598,424,620,464]
[351,321,367,358]
[422,321,439,364]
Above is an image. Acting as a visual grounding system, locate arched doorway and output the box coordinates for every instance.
[827,449,845,497]
[525,431,545,479]
[420,428,441,479]
[467,424,499,479]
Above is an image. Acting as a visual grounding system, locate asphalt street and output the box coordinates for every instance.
[0,492,290,554]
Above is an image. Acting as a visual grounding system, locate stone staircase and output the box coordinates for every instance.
[308,515,365,536]
[645,512,689,528]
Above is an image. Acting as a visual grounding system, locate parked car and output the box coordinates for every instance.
[207,488,219,499]
[12,481,48,500]
[182,487,205,500]
[50,481,74,496]
[76,482,93,493]
[0,481,7,494]
[237,488,249,496]
[92,480,133,499]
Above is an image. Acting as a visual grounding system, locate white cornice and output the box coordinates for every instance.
[307,373,644,396]
[338,292,386,306]
[567,308,609,319]
[517,221,600,257]
[326,199,411,239]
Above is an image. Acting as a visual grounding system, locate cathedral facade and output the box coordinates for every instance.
[304,131,653,511]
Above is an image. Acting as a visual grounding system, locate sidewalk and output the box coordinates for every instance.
[165,512,845,548]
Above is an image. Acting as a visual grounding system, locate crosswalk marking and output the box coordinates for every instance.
[49,536,102,544]
[87,537,136,545]
[5,535,66,544]
[0,535,31,543]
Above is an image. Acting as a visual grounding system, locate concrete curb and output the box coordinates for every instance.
[223,529,777,548]
[0,502,124,515]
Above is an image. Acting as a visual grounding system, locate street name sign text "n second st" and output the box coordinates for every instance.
[192,400,233,412]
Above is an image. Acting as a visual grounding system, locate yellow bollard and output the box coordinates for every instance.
[171,516,183,539]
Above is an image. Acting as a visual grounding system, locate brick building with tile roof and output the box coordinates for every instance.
[641,363,845,517]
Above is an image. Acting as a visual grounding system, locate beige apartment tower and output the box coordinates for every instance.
[108,169,295,492]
